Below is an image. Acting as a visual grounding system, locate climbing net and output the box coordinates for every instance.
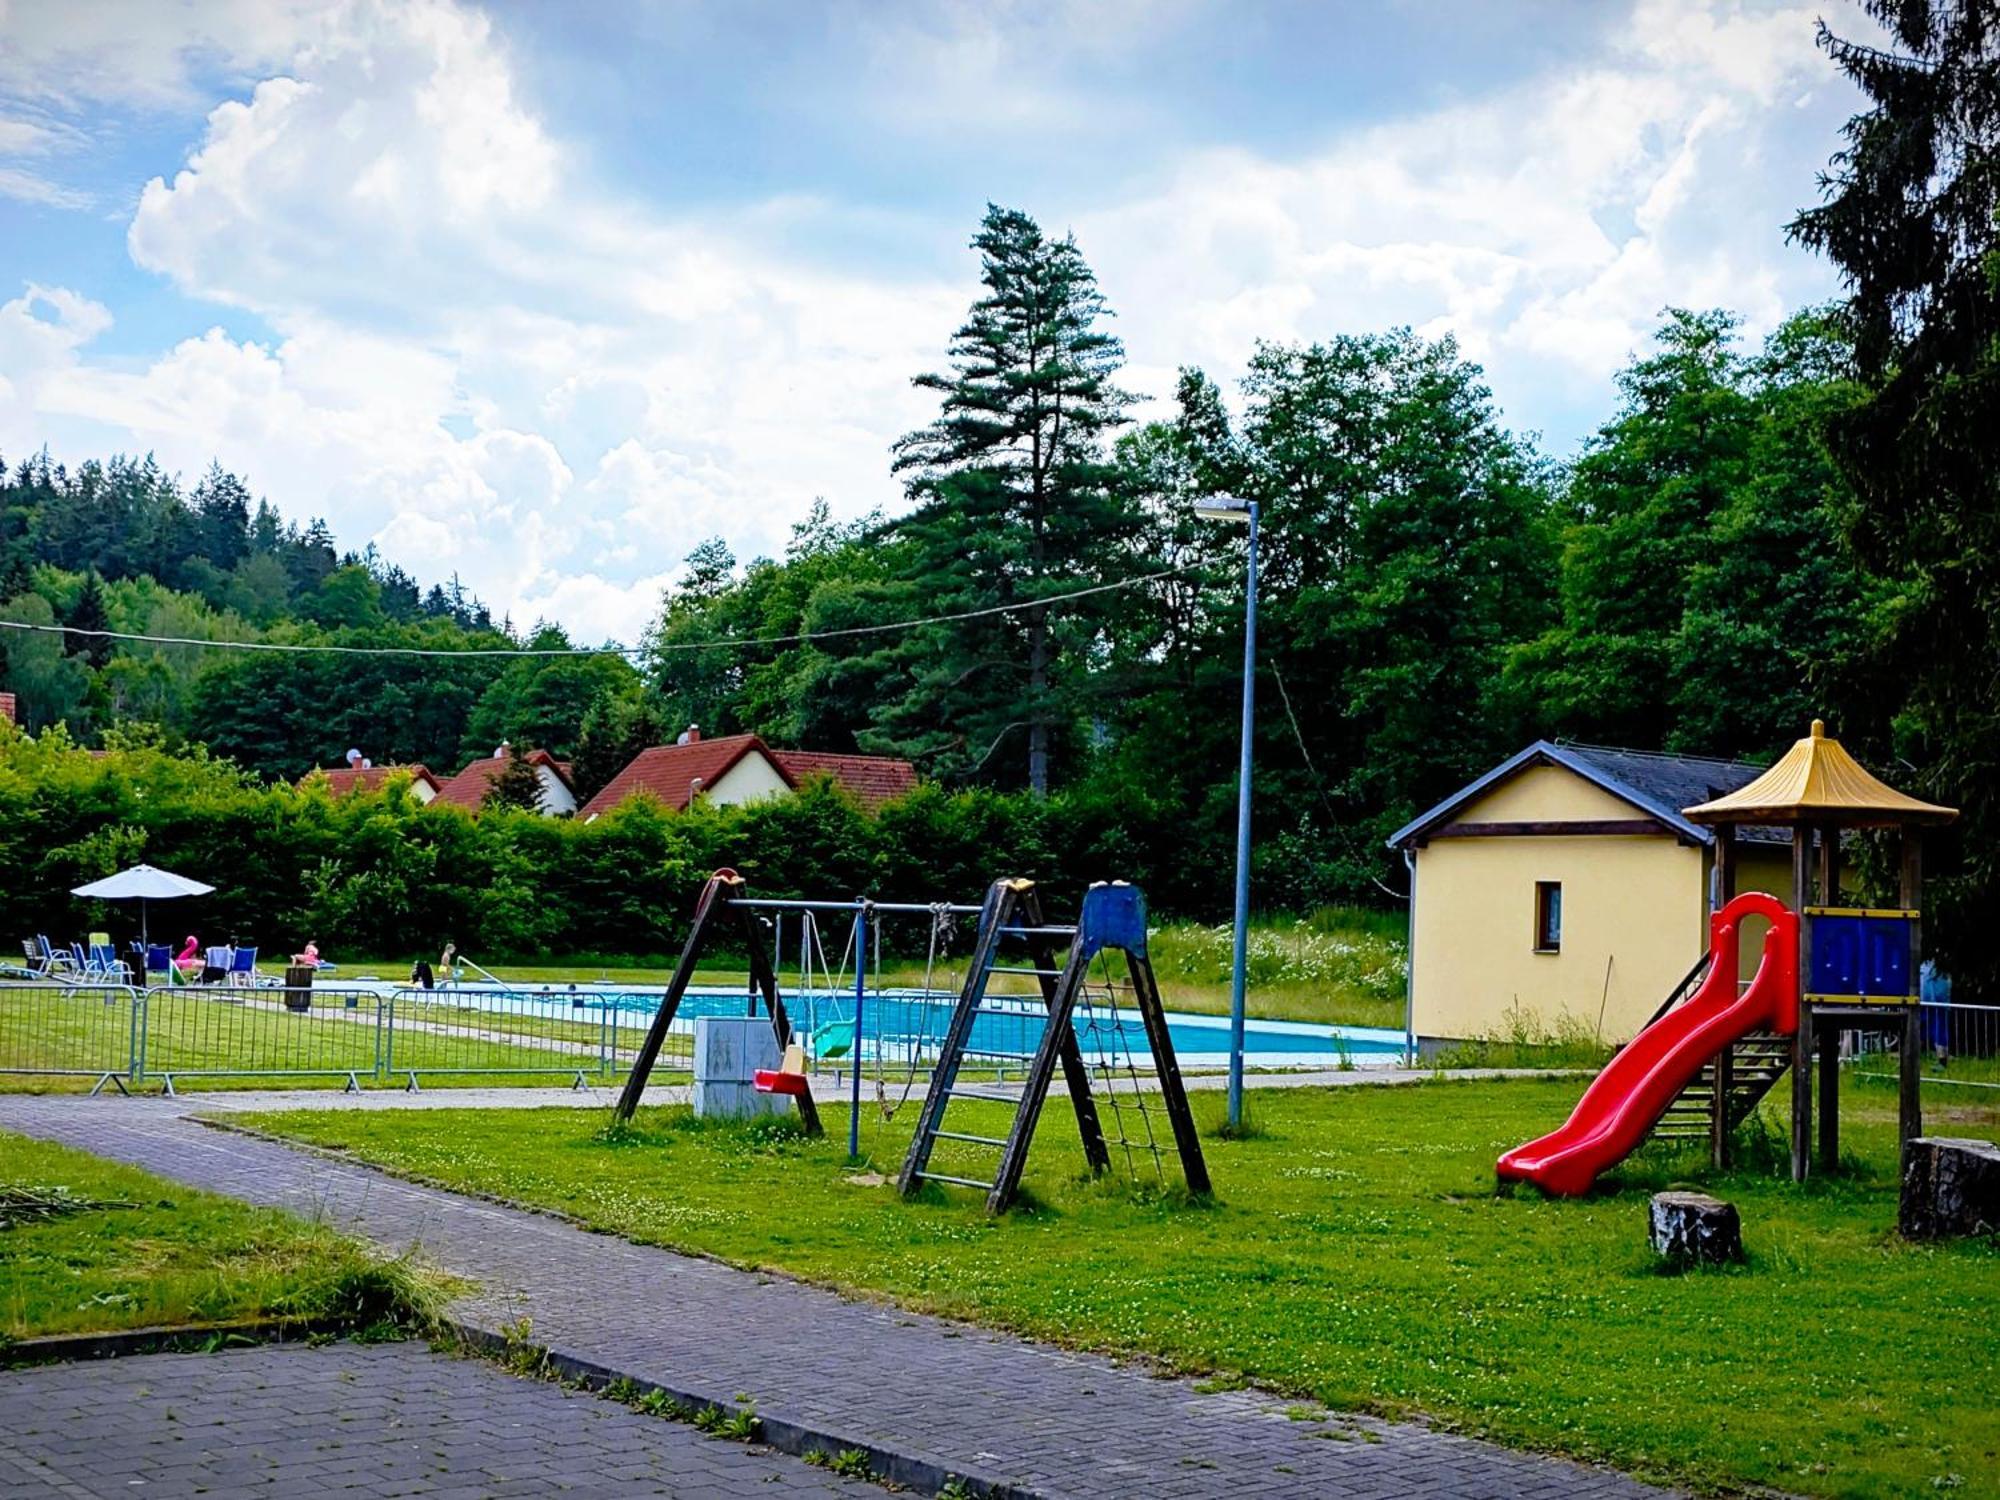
[1071,948,1167,1189]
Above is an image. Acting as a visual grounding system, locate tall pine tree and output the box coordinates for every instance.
[876,204,1136,794]
[1790,0,2000,999]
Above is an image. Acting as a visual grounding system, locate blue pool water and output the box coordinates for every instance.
[567,985,1403,1069]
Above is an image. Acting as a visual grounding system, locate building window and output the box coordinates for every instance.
[1534,881,1562,953]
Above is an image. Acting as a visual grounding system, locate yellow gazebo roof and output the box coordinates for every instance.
[1682,720,1957,828]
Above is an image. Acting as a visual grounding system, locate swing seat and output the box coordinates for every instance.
[756,1041,810,1096]
[812,1019,855,1060]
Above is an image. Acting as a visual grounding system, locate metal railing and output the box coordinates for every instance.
[0,979,700,1094]
[0,982,143,1094]
[1849,1002,2000,1090]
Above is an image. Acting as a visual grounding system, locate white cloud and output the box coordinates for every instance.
[1082,0,1843,428]
[1,0,1860,644]
[0,0,327,110]
[5,0,956,639]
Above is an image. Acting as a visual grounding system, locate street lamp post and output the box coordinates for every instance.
[1193,497,1259,1128]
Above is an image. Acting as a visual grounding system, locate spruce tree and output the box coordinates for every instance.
[62,572,114,669]
[878,204,1136,794]
[1790,0,2000,999]
[483,745,547,813]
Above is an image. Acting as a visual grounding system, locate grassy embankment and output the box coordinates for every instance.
[0,1130,442,1343]
[242,1074,2000,1499]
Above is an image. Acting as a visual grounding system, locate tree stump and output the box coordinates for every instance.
[1900,1137,2000,1240]
[1649,1192,1744,1267]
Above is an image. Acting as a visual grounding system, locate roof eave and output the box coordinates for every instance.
[1387,741,1712,850]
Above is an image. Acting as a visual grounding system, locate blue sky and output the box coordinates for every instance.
[0,0,1869,640]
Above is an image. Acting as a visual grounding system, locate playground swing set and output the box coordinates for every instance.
[1498,720,1958,1196]
[611,870,1211,1213]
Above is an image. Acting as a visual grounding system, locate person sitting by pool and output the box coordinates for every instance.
[174,935,201,978]
[291,940,327,968]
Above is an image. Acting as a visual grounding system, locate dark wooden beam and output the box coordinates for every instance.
[1427,818,1669,839]
[1791,827,1813,1184]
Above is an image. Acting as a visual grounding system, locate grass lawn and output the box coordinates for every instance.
[240,1074,2000,1498]
[0,1129,442,1343]
[0,982,693,1094]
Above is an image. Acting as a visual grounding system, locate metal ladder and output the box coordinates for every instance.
[897,879,1210,1213]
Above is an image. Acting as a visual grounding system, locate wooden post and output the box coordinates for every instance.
[1816,822,1840,905]
[1715,824,1738,905]
[1900,1004,1923,1170]
[1790,827,1813,1183]
[1818,1013,1840,1173]
[1711,824,1737,1170]
[1900,831,1925,1175]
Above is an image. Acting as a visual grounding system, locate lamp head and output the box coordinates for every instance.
[1191,497,1253,525]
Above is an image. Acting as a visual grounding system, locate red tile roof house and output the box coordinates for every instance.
[578,731,918,821]
[432,745,580,816]
[0,692,16,725]
[300,761,443,803]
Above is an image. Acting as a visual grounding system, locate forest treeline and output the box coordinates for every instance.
[2,0,1992,995]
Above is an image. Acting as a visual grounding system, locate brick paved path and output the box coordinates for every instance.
[0,1096,1666,1499]
[0,1340,867,1498]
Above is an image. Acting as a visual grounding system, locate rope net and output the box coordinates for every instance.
[1073,949,1166,1189]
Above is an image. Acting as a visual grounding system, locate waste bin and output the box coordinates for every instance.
[283,964,315,1012]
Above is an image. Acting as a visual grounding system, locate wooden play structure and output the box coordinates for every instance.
[1499,721,1957,1193]
[613,870,1211,1214]
[898,878,1210,1213]
[1683,719,1957,1182]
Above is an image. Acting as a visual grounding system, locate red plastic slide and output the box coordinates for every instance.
[1496,892,1798,1197]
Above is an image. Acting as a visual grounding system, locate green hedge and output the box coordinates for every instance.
[0,726,1218,964]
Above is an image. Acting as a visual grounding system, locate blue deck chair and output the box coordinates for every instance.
[145,944,173,982]
[38,936,74,974]
[88,943,130,982]
[229,946,258,986]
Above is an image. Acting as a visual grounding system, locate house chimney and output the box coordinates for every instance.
[346,748,364,768]
[677,724,700,745]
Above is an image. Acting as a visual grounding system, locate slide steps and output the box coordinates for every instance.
[1648,1030,1790,1141]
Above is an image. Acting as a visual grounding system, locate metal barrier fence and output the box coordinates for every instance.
[0,980,697,1093]
[0,982,142,1093]
[1850,1002,2000,1090]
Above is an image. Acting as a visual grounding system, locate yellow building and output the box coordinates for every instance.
[1389,742,1792,1048]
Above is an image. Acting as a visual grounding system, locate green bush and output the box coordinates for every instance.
[0,723,1344,963]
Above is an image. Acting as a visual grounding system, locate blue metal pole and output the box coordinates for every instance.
[1228,503,1259,1128]
[849,903,867,1159]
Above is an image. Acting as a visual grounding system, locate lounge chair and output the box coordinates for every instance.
[87,943,131,983]
[21,939,47,975]
[37,936,74,974]
[228,946,259,987]
[144,944,173,983]
[203,946,232,985]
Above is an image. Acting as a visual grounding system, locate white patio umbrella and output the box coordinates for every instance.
[71,863,215,951]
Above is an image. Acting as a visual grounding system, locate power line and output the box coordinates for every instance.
[0,567,1189,662]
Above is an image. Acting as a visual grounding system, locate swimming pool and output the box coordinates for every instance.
[394,981,1406,1071]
